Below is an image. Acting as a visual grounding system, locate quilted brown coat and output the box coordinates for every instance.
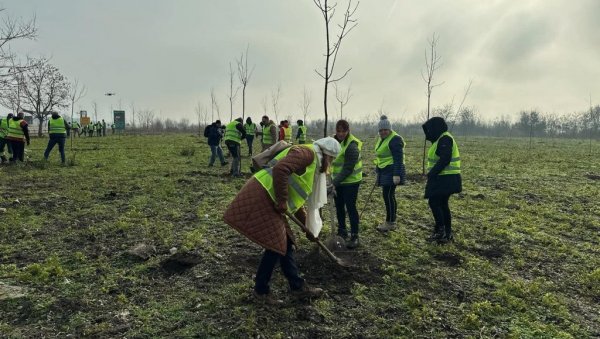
[223,146,314,255]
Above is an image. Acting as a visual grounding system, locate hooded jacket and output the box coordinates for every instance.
[422,117,462,198]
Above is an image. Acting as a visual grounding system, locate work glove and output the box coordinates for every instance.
[393,176,401,185]
[274,201,287,214]
[305,231,317,242]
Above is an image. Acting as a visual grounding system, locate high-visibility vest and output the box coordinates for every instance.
[298,125,307,143]
[374,131,405,169]
[244,123,256,135]
[91,124,96,131]
[72,122,79,129]
[49,117,66,135]
[332,134,363,184]
[224,121,242,144]
[427,131,461,175]
[7,119,24,140]
[254,145,317,213]
[284,126,292,143]
[262,123,274,144]
[0,117,9,138]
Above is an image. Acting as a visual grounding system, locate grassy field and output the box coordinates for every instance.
[0,133,599,338]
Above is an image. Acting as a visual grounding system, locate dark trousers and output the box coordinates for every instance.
[44,135,66,163]
[334,184,360,236]
[382,185,397,222]
[9,140,25,162]
[428,194,452,234]
[245,135,254,155]
[209,145,225,165]
[225,141,241,175]
[255,238,304,295]
[0,138,12,156]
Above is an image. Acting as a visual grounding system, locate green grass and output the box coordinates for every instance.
[0,133,599,338]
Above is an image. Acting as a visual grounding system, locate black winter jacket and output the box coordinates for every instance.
[422,117,462,198]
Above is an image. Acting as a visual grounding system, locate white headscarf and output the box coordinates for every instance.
[305,137,341,236]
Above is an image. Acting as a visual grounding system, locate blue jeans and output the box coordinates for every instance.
[209,145,225,165]
[44,134,66,163]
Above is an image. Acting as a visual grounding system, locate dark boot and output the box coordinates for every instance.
[346,234,360,249]
[427,225,445,242]
[291,283,324,299]
[439,227,453,243]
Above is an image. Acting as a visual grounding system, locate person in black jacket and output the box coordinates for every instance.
[204,120,228,167]
[422,117,462,243]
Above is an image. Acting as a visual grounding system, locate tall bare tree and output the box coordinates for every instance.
[68,78,86,149]
[138,109,155,130]
[313,0,359,137]
[92,101,98,122]
[421,33,444,174]
[210,88,221,121]
[299,86,311,123]
[334,82,352,119]
[237,45,254,121]
[19,58,70,136]
[0,8,37,92]
[129,101,136,128]
[228,62,240,121]
[271,84,282,123]
[261,95,269,117]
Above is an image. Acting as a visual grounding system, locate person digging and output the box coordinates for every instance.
[223,137,341,304]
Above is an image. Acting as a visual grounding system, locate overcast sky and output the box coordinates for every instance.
[4,0,600,123]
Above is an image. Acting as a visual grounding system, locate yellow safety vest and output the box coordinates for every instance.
[244,123,256,135]
[284,126,292,143]
[0,117,9,138]
[427,131,461,175]
[7,119,24,140]
[374,131,404,169]
[332,134,363,184]
[298,125,307,143]
[49,117,66,135]
[262,123,274,144]
[224,121,242,144]
[254,145,316,213]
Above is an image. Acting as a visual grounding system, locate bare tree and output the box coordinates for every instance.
[420,33,444,174]
[195,101,208,133]
[299,86,311,123]
[0,8,37,92]
[129,101,136,128]
[334,82,352,119]
[449,79,473,131]
[261,95,269,117]
[228,62,240,121]
[210,88,222,121]
[18,58,70,136]
[92,101,98,122]
[271,84,282,123]
[236,45,254,121]
[68,78,86,149]
[138,109,155,131]
[313,0,359,137]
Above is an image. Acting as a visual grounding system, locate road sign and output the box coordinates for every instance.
[113,110,125,130]
[81,117,91,126]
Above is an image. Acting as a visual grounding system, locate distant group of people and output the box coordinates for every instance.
[73,119,116,137]
[223,114,462,304]
[0,111,118,165]
[203,115,309,177]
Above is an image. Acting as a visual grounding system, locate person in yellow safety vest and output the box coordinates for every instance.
[6,112,30,162]
[88,122,95,137]
[244,117,257,156]
[283,120,292,143]
[0,113,14,163]
[296,120,307,144]
[223,137,341,304]
[71,121,80,137]
[96,122,102,137]
[44,112,69,164]
[331,120,363,248]
[422,117,462,243]
[223,117,247,177]
[374,115,406,232]
[258,115,277,151]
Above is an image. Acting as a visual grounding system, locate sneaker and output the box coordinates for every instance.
[438,232,454,244]
[291,283,324,299]
[376,221,397,232]
[346,234,360,249]
[252,291,283,305]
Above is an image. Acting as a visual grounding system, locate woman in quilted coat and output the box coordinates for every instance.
[224,137,340,304]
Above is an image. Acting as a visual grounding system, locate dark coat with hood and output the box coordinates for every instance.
[422,117,462,199]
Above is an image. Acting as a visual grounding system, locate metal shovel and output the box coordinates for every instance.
[285,211,351,268]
